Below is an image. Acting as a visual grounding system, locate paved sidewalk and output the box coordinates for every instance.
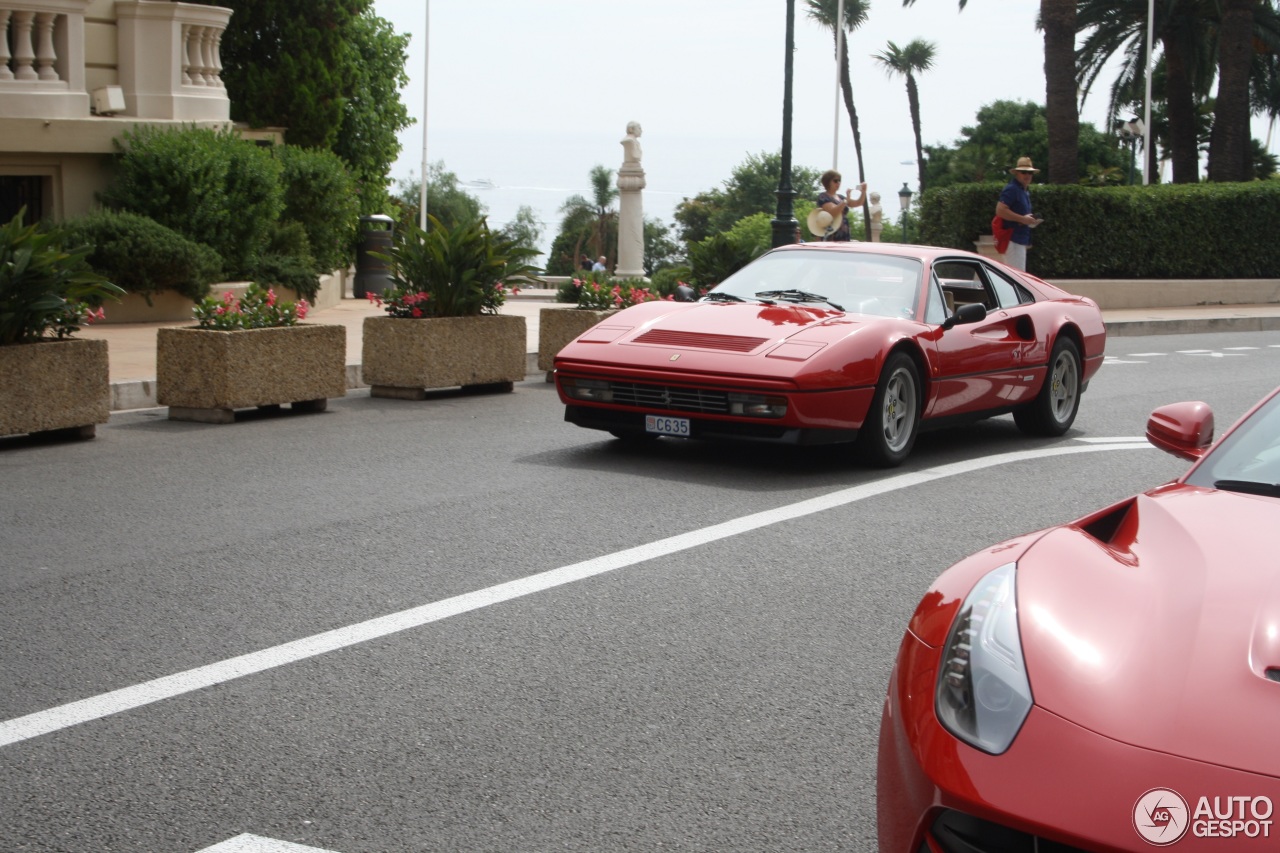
[78,290,1280,411]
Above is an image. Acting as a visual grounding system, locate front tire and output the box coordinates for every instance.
[856,352,921,467]
[1014,337,1081,436]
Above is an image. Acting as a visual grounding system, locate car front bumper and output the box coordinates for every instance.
[878,630,1280,852]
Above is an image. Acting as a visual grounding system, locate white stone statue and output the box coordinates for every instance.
[616,120,647,279]
[868,191,884,243]
[621,121,643,165]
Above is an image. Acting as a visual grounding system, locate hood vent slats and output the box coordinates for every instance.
[631,330,768,352]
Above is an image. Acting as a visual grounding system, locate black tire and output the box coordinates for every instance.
[856,352,921,467]
[1014,336,1081,436]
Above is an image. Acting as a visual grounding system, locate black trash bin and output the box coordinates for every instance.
[354,214,395,298]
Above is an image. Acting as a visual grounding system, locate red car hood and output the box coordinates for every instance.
[556,301,892,385]
[1018,485,1280,776]
[605,300,849,345]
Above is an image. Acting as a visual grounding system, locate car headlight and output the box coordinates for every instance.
[562,377,613,402]
[935,562,1032,755]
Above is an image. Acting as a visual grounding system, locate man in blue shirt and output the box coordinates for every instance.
[995,157,1043,271]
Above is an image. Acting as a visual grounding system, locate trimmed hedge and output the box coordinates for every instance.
[61,209,223,302]
[917,182,1280,279]
[99,125,283,278]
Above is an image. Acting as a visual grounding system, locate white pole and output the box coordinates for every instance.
[832,0,844,168]
[419,1,430,230]
[1142,0,1154,185]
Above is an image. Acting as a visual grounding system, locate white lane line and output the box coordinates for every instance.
[1075,436,1149,443]
[1128,352,1167,357]
[198,835,340,853]
[0,441,1151,750]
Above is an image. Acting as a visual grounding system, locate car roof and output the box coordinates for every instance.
[768,241,979,264]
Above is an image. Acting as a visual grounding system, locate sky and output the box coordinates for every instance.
[367,0,1268,256]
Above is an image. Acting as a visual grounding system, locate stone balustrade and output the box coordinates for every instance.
[0,0,231,121]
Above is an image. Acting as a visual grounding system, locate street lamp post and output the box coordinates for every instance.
[771,0,798,248]
[1120,117,1145,186]
[897,183,913,244]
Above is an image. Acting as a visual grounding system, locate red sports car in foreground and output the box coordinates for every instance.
[879,386,1280,851]
[554,243,1105,465]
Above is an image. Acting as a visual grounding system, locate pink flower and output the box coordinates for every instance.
[266,289,277,307]
[411,307,423,317]
[297,300,310,320]
[223,291,236,306]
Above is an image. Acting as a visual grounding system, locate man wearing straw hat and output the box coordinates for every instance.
[994,156,1044,271]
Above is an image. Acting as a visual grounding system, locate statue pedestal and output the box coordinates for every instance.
[616,166,646,279]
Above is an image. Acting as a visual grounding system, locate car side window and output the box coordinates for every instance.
[933,260,996,311]
[925,275,949,324]
[986,265,1035,309]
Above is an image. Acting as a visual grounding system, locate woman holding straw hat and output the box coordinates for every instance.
[814,170,867,242]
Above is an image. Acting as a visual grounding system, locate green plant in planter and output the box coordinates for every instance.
[574,277,666,309]
[0,209,124,346]
[191,283,311,330]
[371,215,540,317]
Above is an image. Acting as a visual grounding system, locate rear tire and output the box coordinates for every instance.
[1014,337,1081,436]
[856,352,921,468]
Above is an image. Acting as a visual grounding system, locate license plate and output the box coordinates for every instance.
[645,414,690,436]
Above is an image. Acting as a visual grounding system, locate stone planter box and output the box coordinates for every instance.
[157,324,347,423]
[362,315,526,398]
[0,338,110,440]
[537,307,618,378]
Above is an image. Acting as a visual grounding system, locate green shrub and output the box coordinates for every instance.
[649,265,693,297]
[374,216,540,317]
[0,209,124,345]
[61,209,223,303]
[242,220,321,302]
[275,144,360,273]
[687,232,761,288]
[574,277,663,309]
[556,270,609,303]
[99,125,284,277]
[917,181,1280,279]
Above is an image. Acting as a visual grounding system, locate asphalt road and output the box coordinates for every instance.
[2,330,1278,853]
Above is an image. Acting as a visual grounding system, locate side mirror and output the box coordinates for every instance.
[1146,401,1215,461]
[942,302,987,330]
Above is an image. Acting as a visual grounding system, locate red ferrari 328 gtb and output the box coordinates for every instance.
[554,243,1106,466]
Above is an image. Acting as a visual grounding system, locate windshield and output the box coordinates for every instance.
[1186,390,1280,496]
[710,250,924,319]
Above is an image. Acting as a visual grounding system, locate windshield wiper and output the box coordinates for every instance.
[702,291,747,303]
[754,289,844,311]
[1213,479,1280,497]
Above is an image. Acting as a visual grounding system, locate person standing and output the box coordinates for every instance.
[994,157,1043,271]
[816,170,868,242]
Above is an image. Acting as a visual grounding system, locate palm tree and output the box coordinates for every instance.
[904,0,1080,184]
[1209,0,1260,181]
[873,39,936,194]
[805,0,872,237]
[1077,0,1219,184]
[558,164,619,266]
